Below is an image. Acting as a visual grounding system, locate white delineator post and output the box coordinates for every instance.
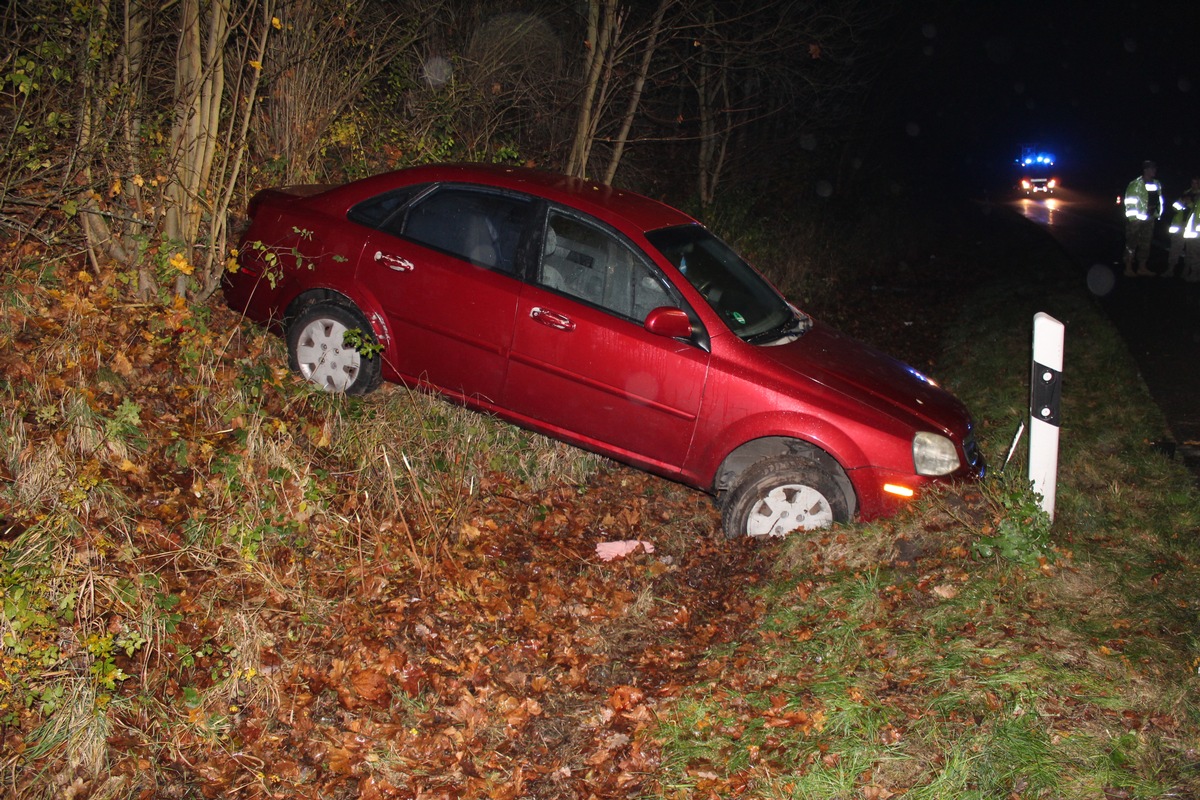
[1029,312,1064,520]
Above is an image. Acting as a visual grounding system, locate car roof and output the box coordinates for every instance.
[330,163,698,234]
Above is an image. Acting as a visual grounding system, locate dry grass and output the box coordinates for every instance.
[0,263,613,797]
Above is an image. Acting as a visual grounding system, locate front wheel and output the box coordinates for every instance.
[720,457,851,539]
[286,298,383,395]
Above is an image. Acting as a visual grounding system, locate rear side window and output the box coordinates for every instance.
[348,186,427,229]
[403,188,532,273]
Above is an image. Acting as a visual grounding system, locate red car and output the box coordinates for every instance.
[224,164,984,537]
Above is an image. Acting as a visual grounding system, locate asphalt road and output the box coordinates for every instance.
[1008,187,1200,479]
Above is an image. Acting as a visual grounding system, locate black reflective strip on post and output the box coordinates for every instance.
[1030,360,1061,427]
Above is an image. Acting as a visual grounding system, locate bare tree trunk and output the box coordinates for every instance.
[121,0,155,298]
[75,0,107,277]
[164,0,203,296]
[696,39,731,205]
[602,0,671,186]
[697,42,714,204]
[199,0,274,298]
[566,0,618,178]
[165,0,230,299]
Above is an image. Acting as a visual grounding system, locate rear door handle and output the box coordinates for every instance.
[375,251,414,272]
[530,306,575,331]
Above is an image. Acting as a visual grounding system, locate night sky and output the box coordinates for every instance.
[892,1,1200,196]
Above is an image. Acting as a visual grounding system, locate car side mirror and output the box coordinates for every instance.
[643,306,693,339]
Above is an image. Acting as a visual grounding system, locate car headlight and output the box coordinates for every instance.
[913,432,961,476]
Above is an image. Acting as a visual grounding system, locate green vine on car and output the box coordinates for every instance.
[233,228,343,290]
[342,328,383,359]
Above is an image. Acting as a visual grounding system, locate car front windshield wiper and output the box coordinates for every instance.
[744,310,810,345]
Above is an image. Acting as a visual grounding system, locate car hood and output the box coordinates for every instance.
[761,321,972,434]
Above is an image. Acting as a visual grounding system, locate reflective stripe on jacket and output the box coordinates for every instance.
[1170,193,1197,235]
[1125,176,1164,221]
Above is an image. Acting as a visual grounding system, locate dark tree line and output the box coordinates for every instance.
[0,0,900,302]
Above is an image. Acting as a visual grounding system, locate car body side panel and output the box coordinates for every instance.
[675,329,975,517]
[355,230,520,404]
[229,199,365,320]
[680,370,906,488]
[849,465,943,520]
[225,206,295,324]
[504,282,708,475]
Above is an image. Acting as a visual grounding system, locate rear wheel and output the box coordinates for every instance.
[286,298,382,395]
[720,457,850,538]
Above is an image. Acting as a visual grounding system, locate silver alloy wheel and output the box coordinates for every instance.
[721,455,850,539]
[293,316,362,392]
[744,483,835,537]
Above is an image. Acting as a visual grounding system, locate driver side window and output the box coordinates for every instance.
[538,211,671,322]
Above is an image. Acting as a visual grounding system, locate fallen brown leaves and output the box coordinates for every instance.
[215,479,773,800]
[0,263,779,799]
[0,215,1023,800]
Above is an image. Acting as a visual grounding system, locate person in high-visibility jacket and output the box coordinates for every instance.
[1123,160,1164,277]
[1165,177,1199,279]
[1181,179,1200,283]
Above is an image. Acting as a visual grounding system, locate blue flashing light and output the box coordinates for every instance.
[1018,151,1056,168]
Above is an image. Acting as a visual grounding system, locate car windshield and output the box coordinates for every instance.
[646,224,805,343]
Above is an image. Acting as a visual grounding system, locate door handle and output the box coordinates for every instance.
[530,306,575,331]
[374,251,414,272]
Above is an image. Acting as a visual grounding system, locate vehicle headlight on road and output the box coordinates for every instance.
[913,432,961,476]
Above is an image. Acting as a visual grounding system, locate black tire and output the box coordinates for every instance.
[286,298,383,396]
[720,456,851,539]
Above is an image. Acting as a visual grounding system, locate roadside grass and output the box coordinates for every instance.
[3,197,1198,798]
[0,262,608,796]
[4,255,769,798]
[648,205,1200,798]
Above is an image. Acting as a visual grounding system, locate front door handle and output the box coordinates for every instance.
[375,251,414,272]
[530,306,575,331]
